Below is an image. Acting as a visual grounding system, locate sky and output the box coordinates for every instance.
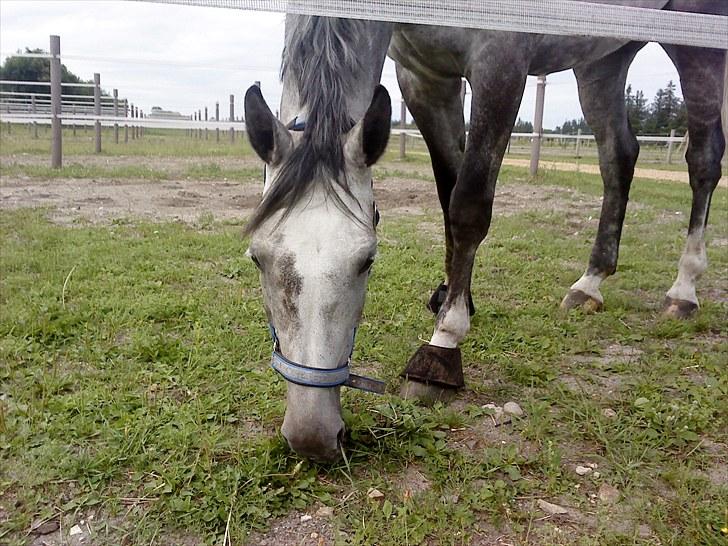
[0,0,683,130]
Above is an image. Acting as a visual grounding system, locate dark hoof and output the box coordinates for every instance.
[662,296,698,319]
[427,283,475,316]
[399,345,464,405]
[560,289,603,313]
[400,380,456,405]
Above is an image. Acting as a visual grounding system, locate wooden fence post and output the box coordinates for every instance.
[204,107,208,140]
[229,94,235,143]
[124,99,129,143]
[94,73,101,153]
[215,101,220,142]
[72,106,76,136]
[113,89,119,144]
[530,75,546,177]
[399,99,406,160]
[50,34,62,168]
[575,128,582,158]
[460,78,466,111]
[666,128,676,163]
[31,94,38,139]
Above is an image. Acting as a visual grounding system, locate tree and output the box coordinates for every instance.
[513,117,533,133]
[646,80,686,134]
[625,84,649,133]
[0,48,98,96]
[555,117,591,135]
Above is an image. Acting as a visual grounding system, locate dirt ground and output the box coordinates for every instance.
[0,156,596,226]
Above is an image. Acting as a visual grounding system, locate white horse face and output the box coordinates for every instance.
[244,86,391,460]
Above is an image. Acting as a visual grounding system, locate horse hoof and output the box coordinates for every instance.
[400,379,457,406]
[560,289,603,313]
[399,344,464,405]
[662,296,698,319]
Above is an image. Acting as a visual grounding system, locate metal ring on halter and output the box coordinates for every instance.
[268,324,386,394]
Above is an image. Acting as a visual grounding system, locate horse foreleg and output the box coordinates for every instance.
[399,58,528,404]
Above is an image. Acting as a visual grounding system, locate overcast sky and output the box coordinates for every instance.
[1,0,682,130]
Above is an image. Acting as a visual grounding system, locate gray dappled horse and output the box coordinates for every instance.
[243,0,726,461]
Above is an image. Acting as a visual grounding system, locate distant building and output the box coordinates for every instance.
[148,106,190,120]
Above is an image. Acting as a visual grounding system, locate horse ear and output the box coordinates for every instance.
[244,85,292,165]
[347,85,391,167]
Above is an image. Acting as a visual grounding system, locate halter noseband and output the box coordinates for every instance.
[269,325,386,394]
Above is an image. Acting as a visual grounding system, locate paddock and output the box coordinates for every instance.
[1,126,726,545]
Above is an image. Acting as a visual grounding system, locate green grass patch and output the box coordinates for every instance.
[1,164,726,545]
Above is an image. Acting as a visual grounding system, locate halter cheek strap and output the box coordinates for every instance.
[269,324,386,394]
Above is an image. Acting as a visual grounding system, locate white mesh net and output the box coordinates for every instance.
[142,0,728,49]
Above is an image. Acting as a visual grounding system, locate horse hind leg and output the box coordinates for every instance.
[661,46,725,318]
[561,46,641,313]
[395,65,476,319]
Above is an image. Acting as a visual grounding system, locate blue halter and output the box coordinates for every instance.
[269,324,386,394]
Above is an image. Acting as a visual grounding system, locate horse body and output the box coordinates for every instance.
[243,2,726,460]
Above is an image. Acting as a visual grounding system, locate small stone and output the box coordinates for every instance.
[315,506,334,518]
[367,488,385,500]
[441,494,459,504]
[311,532,319,539]
[598,483,620,504]
[503,401,524,417]
[70,525,83,536]
[300,514,313,523]
[593,471,601,479]
[482,403,505,423]
[602,408,617,419]
[587,463,598,469]
[637,524,652,538]
[575,465,592,476]
[33,520,59,535]
[537,499,569,515]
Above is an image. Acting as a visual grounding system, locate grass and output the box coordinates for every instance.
[1,133,727,545]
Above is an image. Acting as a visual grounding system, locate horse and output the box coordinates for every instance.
[242,0,726,461]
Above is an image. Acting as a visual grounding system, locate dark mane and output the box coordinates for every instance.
[244,16,370,234]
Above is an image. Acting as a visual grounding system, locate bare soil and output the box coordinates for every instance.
[0,167,600,227]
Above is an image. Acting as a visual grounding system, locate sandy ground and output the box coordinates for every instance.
[0,164,595,226]
[501,157,728,187]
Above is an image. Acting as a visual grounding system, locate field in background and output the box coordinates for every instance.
[1,129,726,545]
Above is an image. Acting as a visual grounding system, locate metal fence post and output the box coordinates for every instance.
[50,35,62,168]
[113,89,119,144]
[399,99,407,160]
[530,75,546,177]
[666,128,676,163]
[94,73,101,153]
[124,99,129,143]
[204,107,208,140]
[229,94,235,143]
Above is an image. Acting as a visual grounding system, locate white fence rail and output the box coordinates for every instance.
[145,0,728,50]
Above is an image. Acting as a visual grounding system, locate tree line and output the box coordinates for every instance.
[513,81,687,136]
[0,48,106,96]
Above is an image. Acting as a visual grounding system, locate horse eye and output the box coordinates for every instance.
[359,256,375,275]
